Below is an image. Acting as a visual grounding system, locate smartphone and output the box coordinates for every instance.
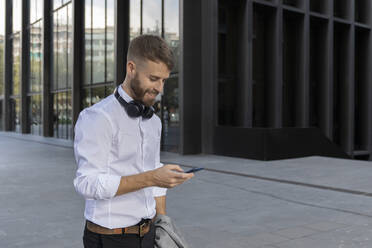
[185,167,204,173]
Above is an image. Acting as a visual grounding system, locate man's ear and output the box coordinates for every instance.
[126,61,136,76]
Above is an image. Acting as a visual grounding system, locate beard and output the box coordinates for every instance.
[129,74,145,101]
[129,73,157,107]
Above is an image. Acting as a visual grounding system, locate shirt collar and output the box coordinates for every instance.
[118,85,134,103]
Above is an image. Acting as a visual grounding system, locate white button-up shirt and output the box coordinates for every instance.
[73,86,167,229]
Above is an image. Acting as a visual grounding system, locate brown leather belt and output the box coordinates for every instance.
[86,217,155,237]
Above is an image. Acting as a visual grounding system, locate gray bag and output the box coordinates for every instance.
[154,214,190,248]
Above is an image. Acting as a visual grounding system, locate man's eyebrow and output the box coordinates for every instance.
[149,75,169,80]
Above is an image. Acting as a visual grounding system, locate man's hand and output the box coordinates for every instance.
[151,164,194,188]
[115,164,194,197]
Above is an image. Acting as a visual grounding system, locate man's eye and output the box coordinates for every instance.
[150,78,157,82]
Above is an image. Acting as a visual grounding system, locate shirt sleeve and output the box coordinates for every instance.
[153,121,167,197]
[73,109,121,200]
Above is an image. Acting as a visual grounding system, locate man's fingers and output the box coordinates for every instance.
[165,164,184,173]
[173,172,194,179]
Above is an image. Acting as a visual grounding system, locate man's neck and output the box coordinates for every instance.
[121,80,136,100]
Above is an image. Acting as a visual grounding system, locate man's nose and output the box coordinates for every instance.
[155,80,164,94]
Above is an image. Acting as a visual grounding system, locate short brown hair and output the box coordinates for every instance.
[127,35,174,71]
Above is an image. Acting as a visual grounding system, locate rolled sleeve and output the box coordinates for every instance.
[153,128,168,197]
[73,109,120,200]
[152,119,167,197]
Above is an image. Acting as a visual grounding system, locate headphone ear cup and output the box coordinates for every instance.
[126,101,143,118]
[142,106,154,119]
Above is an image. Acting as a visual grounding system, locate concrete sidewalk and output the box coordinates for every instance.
[1,132,372,247]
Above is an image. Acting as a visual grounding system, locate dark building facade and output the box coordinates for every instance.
[1,0,372,161]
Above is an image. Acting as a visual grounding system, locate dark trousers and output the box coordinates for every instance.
[83,222,155,248]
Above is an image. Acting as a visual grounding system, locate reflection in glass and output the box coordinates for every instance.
[162,76,180,152]
[13,0,22,33]
[30,0,43,24]
[67,4,73,88]
[163,0,180,152]
[53,91,72,139]
[84,0,115,106]
[84,0,92,85]
[53,13,58,90]
[67,92,72,139]
[30,21,43,93]
[29,95,42,135]
[53,0,70,10]
[0,0,4,97]
[130,0,141,40]
[164,0,180,73]
[10,98,21,132]
[91,0,106,83]
[57,92,67,139]
[82,88,91,109]
[53,0,62,10]
[53,3,72,90]
[12,34,21,96]
[57,7,67,89]
[106,0,115,82]
[0,100,3,130]
[143,0,162,36]
[92,86,105,105]
[52,2,72,140]
[53,93,58,137]
[82,84,114,109]
[105,84,115,95]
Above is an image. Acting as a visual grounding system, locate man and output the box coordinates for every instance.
[73,35,194,248]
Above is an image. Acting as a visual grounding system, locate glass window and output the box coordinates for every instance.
[0,100,3,130]
[30,0,43,24]
[162,0,180,152]
[0,0,4,97]
[53,93,58,137]
[29,95,42,135]
[83,0,115,109]
[143,0,162,35]
[105,84,115,95]
[84,0,92,86]
[130,0,141,40]
[67,91,72,139]
[12,34,21,96]
[164,0,179,73]
[82,88,91,109]
[29,0,43,136]
[106,0,115,82]
[92,0,106,84]
[53,13,59,90]
[67,4,73,88]
[52,3,72,139]
[57,91,67,139]
[91,86,105,105]
[52,3,72,90]
[57,7,67,89]
[53,0,69,10]
[10,97,21,132]
[12,0,22,33]
[30,21,42,93]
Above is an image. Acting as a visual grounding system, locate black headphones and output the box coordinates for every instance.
[114,86,155,119]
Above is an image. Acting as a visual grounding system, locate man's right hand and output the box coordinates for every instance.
[151,164,194,188]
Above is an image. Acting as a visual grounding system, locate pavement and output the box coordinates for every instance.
[2,131,372,247]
